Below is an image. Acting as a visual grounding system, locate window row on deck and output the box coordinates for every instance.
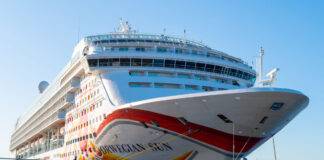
[129,82,227,91]
[93,38,200,48]
[93,43,244,65]
[65,132,97,146]
[129,70,241,86]
[87,58,256,81]
[92,38,208,56]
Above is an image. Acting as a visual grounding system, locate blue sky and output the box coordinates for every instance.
[0,1,323,159]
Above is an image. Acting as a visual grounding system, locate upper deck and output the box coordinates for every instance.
[71,20,252,70]
[81,33,249,68]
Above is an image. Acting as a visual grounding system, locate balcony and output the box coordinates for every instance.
[58,109,66,120]
[11,77,80,144]
[17,138,64,159]
[50,138,64,150]
[10,112,65,151]
[62,93,75,109]
[67,77,80,93]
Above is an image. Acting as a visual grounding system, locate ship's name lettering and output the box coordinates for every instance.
[99,143,173,153]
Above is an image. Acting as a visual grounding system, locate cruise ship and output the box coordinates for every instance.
[10,21,309,160]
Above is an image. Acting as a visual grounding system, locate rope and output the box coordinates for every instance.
[234,137,251,160]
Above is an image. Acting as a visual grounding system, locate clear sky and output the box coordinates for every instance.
[0,1,323,159]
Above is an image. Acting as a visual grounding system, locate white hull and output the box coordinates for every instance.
[95,88,308,160]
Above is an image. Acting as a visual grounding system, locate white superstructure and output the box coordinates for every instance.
[10,21,308,160]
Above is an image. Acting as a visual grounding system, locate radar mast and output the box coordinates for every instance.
[257,47,280,87]
[117,19,135,34]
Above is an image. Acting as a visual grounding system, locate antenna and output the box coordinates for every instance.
[257,47,280,87]
[163,28,166,35]
[117,18,134,34]
[76,16,81,43]
[258,47,265,84]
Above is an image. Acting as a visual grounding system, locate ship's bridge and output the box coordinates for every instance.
[73,21,256,83]
[77,21,257,105]
[72,20,253,71]
[81,32,248,67]
[80,36,256,80]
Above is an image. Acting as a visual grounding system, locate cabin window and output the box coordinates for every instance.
[165,60,175,68]
[148,71,174,77]
[88,59,98,67]
[127,39,136,42]
[119,47,128,51]
[182,49,189,54]
[120,58,130,66]
[207,52,213,57]
[129,70,145,76]
[87,58,256,81]
[194,75,207,80]
[131,58,142,66]
[185,62,196,70]
[175,48,183,53]
[223,68,231,75]
[157,47,167,52]
[99,59,108,66]
[202,86,215,91]
[191,50,198,54]
[154,83,181,89]
[229,68,237,76]
[111,58,120,66]
[196,63,205,71]
[117,39,126,43]
[175,61,186,69]
[214,65,223,74]
[142,59,153,66]
[237,70,243,78]
[248,74,255,81]
[153,59,164,67]
[242,73,247,79]
[135,47,145,52]
[205,64,215,72]
[177,73,191,79]
[129,82,151,87]
[185,85,199,90]
[232,80,240,86]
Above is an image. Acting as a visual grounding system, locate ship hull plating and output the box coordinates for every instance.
[95,88,308,160]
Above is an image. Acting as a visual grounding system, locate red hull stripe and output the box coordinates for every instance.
[97,108,262,153]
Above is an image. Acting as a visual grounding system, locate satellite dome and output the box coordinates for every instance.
[38,81,49,93]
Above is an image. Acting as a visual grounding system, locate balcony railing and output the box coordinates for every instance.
[16,138,64,159]
[10,77,79,151]
[10,111,66,150]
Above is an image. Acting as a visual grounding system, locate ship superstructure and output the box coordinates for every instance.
[10,21,308,160]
